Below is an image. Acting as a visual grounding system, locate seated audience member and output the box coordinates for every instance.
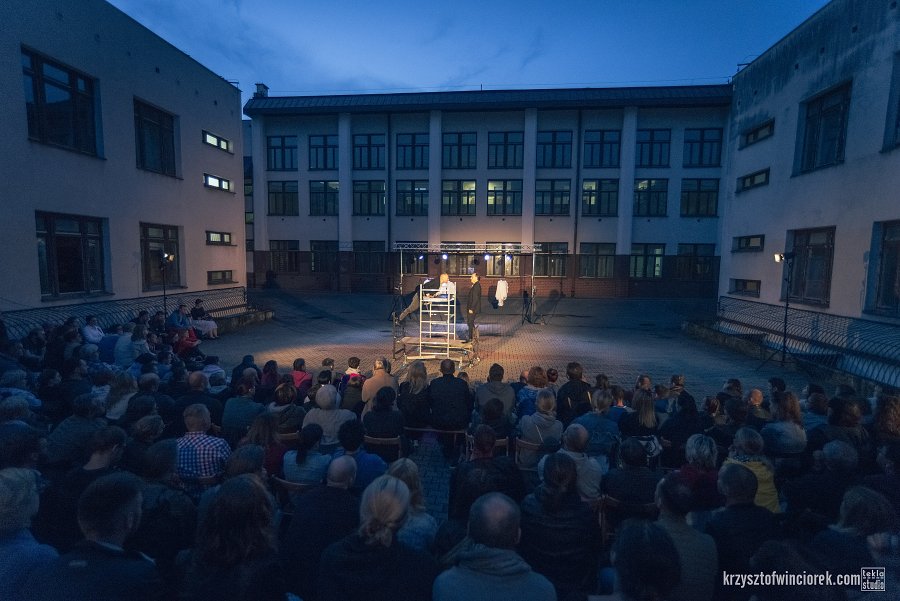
[704,463,779,593]
[268,383,304,434]
[43,393,107,469]
[745,388,772,429]
[189,298,218,340]
[180,475,286,601]
[172,328,202,361]
[707,395,749,460]
[761,391,807,457]
[0,467,58,601]
[166,304,192,331]
[545,367,559,395]
[127,373,175,424]
[172,372,224,437]
[537,423,603,500]
[864,441,900,513]
[197,445,268,520]
[113,323,137,369]
[363,387,407,460]
[428,358,472,430]
[56,357,93,418]
[449,425,526,521]
[872,394,900,445]
[104,371,138,423]
[554,361,593,426]
[306,370,340,408]
[281,456,360,601]
[619,389,660,442]
[200,356,226,383]
[515,366,548,419]
[802,392,830,432]
[475,363,516,418]
[120,415,165,474]
[601,436,662,505]
[341,373,365,415]
[283,423,332,485]
[302,385,356,451]
[679,434,722,523]
[749,540,846,601]
[397,360,431,427]
[148,311,167,337]
[658,392,710,467]
[387,458,438,552]
[607,520,680,601]
[318,475,438,601]
[27,472,162,601]
[334,419,387,495]
[256,360,279,403]
[469,397,514,439]
[221,382,265,448]
[434,492,556,601]
[338,356,365,395]
[654,472,718,601]
[175,404,230,500]
[723,427,780,513]
[573,388,620,458]
[361,357,399,409]
[784,439,860,527]
[516,389,563,472]
[519,454,600,599]
[80,315,104,345]
[808,398,874,468]
[239,412,288,477]
[205,372,231,402]
[0,370,41,410]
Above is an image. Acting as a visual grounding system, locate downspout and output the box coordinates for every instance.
[571,109,583,297]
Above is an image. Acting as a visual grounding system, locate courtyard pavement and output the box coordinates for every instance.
[200,289,809,520]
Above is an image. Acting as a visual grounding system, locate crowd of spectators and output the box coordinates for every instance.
[0,312,899,600]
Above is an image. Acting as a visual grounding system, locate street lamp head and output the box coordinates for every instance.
[774,251,796,263]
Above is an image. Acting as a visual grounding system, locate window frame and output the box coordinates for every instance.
[352,180,386,216]
[207,270,235,285]
[203,173,232,192]
[35,211,107,297]
[484,242,522,277]
[353,133,386,170]
[488,131,524,169]
[202,130,232,153]
[675,243,716,280]
[799,82,851,173]
[309,180,339,216]
[787,227,836,306]
[396,133,429,170]
[267,181,299,216]
[683,128,722,167]
[398,240,428,275]
[266,135,298,171]
[579,242,616,279]
[583,130,621,168]
[268,240,300,273]
[353,240,386,274]
[730,278,761,297]
[534,242,568,277]
[441,180,477,216]
[310,240,338,274]
[535,179,571,216]
[134,99,177,176]
[309,134,338,170]
[680,178,719,217]
[487,180,523,216]
[732,235,765,253]
[581,179,618,217]
[871,220,900,314]
[630,243,665,279]
[536,130,573,168]
[205,231,233,246]
[396,180,429,216]
[139,222,179,292]
[633,179,668,217]
[736,168,770,192]
[635,129,671,167]
[740,119,774,149]
[442,132,477,169]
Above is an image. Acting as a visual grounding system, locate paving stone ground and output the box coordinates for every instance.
[203,289,808,521]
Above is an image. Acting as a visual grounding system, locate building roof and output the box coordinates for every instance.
[243,85,733,116]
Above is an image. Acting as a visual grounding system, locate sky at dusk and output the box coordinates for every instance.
[107,0,830,108]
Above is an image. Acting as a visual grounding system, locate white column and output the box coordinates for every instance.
[428,110,442,248]
[338,113,353,249]
[617,107,638,254]
[521,108,538,247]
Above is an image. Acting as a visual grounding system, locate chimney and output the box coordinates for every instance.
[253,83,269,98]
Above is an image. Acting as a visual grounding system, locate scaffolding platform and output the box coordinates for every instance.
[392,284,480,367]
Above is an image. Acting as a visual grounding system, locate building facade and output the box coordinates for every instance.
[0,0,245,313]
[243,86,730,298]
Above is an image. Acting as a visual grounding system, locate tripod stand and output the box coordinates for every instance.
[757,252,797,370]
[388,272,405,320]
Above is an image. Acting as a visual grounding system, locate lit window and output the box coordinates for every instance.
[582,179,618,217]
[737,169,769,192]
[630,244,664,278]
[207,270,234,285]
[740,119,774,148]
[204,173,232,192]
[634,179,668,217]
[206,231,232,245]
[203,130,232,152]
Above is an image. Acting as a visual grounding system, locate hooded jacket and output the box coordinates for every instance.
[434,543,557,601]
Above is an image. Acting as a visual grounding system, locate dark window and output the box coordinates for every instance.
[634,179,668,217]
[636,129,670,167]
[788,227,835,305]
[22,48,97,155]
[733,235,765,252]
[737,168,769,192]
[441,180,476,216]
[35,212,106,297]
[487,180,522,216]
[680,179,719,217]
[309,134,338,170]
[582,179,618,217]
[352,180,386,216]
[203,173,232,192]
[267,181,299,216]
[488,132,524,168]
[874,221,900,313]
[676,243,716,280]
[583,130,620,168]
[309,181,339,216]
[203,130,231,152]
[398,241,428,275]
[267,136,297,170]
[269,240,299,272]
[579,243,615,278]
[244,157,254,248]
[134,99,176,176]
[534,242,568,277]
[730,279,761,297]
[138,223,179,291]
[630,243,665,278]
[207,270,234,285]
[396,133,429,169]
[353,241,385,274]
[683,128,722,167]
[353,134,385,170]
[396,180,428,216]
[206,231,232,245]
[741,119,774,148]
[800,84,851,172]
[485,242,521,277]
[441,243,476,276]
[310,240,338,273]
[535,179,570,216]
[536,131,572,168]
[443,132,477,169]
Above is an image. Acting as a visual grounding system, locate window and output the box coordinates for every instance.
[139,223,179,291]
[396,133,429,169]
[633,179,668,217]
[35,212,106,297]
[206,231,232,245]
[733,235,765,252]
[310,240,338,273]
[683,128,722,167]
[443,133,477,169]
[396,180,428,216]
[872,221,900,313]
[203,130,232,152]
[730,278,761,297]
[441,180,476,216]
[309,134,338,170]
[636,129,670,167]
[353,134,385,170]
[207,270,234,285]
[398,241,428,275]
[788,227,835,305]
[680,179,719,217]
[579,243,615,278]
[583,130,620,168]
[741,119,774,148]
[534,243,568,277]
[535,179,570,216]
[800,83,851,172]
[203,173,232,192]
[536,131,572,168]
[269,240,299,272]
[244,157,254,250]
[352,180,386,216]
[582,179,618,217]
[22,48,97,155]
[267,136,297,171]
[676,244,715,280]
[267,181,299,216]
[309,181,339,216]
[487,180,523,216]
[353,241,385,274]
[488,132,524,168]
[485,242,521,277]
[737,168,769,192]
[134,99,176,176]
[442,243,476,276]
[630,243,665,278]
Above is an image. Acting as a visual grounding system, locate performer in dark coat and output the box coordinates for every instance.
[465,273,481,342]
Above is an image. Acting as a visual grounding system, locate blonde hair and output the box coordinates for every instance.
[536,389,557,416]
[0,468,40,530]
[359,475,410,547]
[631,389,657,429]
[387,458,426,511]
[406,361,428,395]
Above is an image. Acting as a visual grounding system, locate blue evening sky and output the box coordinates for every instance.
[108,0,830,107]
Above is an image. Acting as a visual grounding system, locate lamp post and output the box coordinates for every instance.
[773,251,796,366]
[158,250,175,317]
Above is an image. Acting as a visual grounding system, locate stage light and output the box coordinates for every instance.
[484,254,490,260]
[441,253,448,260]
[418,255,424,260]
